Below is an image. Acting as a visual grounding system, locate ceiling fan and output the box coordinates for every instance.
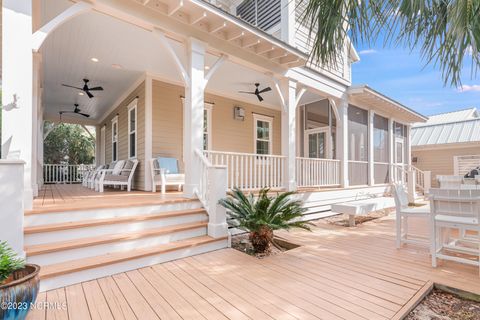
[59,104,90,118]
[239,83,272,102]
[62,78,103,98]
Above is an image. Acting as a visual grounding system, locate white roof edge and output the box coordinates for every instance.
[348,85,428,122]
[346,37,360,62]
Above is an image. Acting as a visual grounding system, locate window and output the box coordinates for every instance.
[128,101,137,158]
[111,116,118,161]
[254,114,272,155]
[203,104,212,150]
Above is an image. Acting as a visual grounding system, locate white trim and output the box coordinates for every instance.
[253,114,273,155]
[127,100,138,159]
[111,116,119,162]
[100,126,106,165]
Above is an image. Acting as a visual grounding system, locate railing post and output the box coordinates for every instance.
[207,166,229,238]
[407,169,416,203]
[423,171,431,193]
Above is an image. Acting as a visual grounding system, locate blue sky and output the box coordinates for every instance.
[352,45,480,117]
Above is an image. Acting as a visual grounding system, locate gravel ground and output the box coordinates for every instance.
[230,233,287,258]
[406,289,480,320]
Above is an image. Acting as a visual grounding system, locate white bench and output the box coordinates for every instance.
[331,197,395,227]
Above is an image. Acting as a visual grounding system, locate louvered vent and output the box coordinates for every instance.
[236,0,281,31]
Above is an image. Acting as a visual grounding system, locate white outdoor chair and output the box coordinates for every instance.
[150,157,184,194]
[82,165,102,187]
[392,183,431,248]
[429,188,480,272]
[97,159,138,192]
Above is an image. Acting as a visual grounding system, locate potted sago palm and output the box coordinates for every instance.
[219,188,312,254]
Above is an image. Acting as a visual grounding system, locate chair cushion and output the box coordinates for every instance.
[104,174,128,182]
[121,160,134,176]
[112,160,125,175]
[158,157,179,174]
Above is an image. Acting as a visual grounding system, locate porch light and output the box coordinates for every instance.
[205,66,210,70]
[78,92,84,96]
[90,57,99,62]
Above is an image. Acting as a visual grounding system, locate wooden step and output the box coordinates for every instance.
[24,208,207,234]
[25,221,208,256]
[39,236,227,280]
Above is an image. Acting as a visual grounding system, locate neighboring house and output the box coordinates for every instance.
[411,108,480,187]
[1,0,427,291]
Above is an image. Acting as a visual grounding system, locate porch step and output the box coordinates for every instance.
[25,221,208,265]
[24,208,208,245]
[38,235,228,292]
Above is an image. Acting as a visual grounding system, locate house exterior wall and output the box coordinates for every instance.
[104,81,146,190]
[151,79,282,170]
[412,145,480,187]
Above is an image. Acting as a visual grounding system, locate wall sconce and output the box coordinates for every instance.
[234,106,245,121]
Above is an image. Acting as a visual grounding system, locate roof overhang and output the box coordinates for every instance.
[85,0,307,69]
[348,85,428,124]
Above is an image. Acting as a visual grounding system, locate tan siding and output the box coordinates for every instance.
[104,81,146,190]
[151,80,282,170]
[412,146,480,187]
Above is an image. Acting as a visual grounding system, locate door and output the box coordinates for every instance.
[305,128,329,158]
[394,138,405,182]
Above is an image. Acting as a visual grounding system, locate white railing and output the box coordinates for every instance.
[296,157,340,187]
[43,164,95,184]
[391,163,408,185]
[194,149,229,238]
[204,150,286,190]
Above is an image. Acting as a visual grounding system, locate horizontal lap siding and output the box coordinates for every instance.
[151,80,282,169]
[104,82,146,190]
[412,146,480,187]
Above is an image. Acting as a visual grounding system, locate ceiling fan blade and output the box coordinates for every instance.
[62,84,83,90]
[86,90,94,98]
[88,86,103,91]
[258,87,272,94]
[257,95,264,102]
[238,91,256,94]
[59,111,75,114]
[78,113,90,118]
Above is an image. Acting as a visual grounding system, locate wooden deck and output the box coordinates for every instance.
[27,214,480,320]
[30,184,189,214]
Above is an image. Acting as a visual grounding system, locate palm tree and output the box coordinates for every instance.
[300,0,480,86]
[219,188,312,253]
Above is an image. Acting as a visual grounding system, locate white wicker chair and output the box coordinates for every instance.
[150,157,184,193]
[97,160,138,192]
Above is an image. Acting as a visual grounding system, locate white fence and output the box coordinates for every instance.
[43,164,95,184]
[204,150,286,190]
[296,157,340,187]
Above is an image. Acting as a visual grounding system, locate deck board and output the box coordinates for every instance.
[28,206,480,320]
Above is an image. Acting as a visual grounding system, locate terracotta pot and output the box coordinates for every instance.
[0,264,40,320]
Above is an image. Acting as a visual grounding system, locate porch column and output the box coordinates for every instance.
[388,118,394,183]
[406,125,412,166]
[183,38,206,197]
[368,110,375,186]
[2,0,35,209]
[336,95,349,187]
[281,79,297,191]
[144,74,153,191]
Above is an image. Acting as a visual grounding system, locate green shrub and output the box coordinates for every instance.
[0,241,25,284]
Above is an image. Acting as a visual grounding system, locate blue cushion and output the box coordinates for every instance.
[157,157,179,174]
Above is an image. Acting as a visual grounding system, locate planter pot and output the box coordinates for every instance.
[0,264,40,320]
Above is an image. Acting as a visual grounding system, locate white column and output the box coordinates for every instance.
[280,0,295,45]
[388,118,394,183]
[2,0,34,209]
[406,125,412,166]
[183,38,206,197]
[144,75,153,191]
[281,79,297,191]
[95,125,101,166]
[336,95,349,187]
[368,110,375,186]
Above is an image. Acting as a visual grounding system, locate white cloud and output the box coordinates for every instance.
[358,49,377,55]
[457,84,480,92]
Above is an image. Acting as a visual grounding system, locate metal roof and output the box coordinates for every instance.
[411,117,480,146]
[414,108,478,127]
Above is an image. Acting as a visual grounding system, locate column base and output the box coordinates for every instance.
[208,222,229,238]
[286,180,297,192]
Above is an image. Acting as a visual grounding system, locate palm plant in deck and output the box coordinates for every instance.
[219,188,311,253]
[300,0,480,87]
